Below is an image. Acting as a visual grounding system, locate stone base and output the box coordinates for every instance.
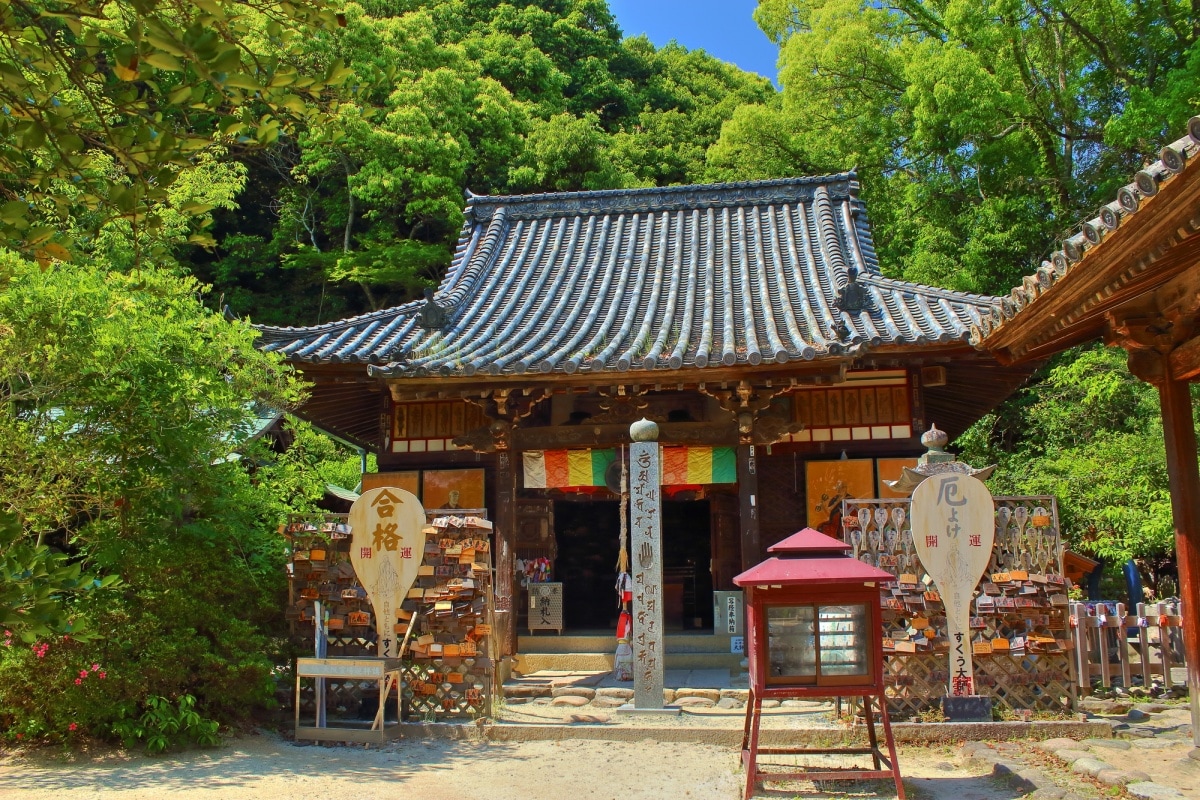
[614,704,682,716]
[943,695,993,723]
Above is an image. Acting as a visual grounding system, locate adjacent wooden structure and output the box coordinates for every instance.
[977,118,1200,740]
[735,528,903,800]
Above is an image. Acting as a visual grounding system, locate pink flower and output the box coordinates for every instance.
[91,663,99,671]
[68,723,77,731]
[98,672,106,679]
[79,670,88,678]
[74,678,81,685]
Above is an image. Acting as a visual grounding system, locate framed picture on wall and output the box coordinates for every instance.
[875,458,919,499]
[361,471,420,497]
[423,468,485,511]
[805,459,875,537]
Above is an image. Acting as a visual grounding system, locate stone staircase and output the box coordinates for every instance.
[514,632,744,674]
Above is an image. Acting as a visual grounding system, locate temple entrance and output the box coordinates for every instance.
[663,500,713,630]
[554,500,620,631]
[552,498,714,632]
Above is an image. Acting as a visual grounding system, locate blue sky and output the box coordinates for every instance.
[606,0,780,83]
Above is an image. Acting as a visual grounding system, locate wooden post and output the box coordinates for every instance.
[1156,374,1200,744]
[738,442,760,573]
[495,448,518,657]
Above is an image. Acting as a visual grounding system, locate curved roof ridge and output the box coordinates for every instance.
[464,172,861,222]
[254,299,422,343]
[860,272,1001,307]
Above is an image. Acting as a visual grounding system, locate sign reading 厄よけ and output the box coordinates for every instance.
[349,487,426,657]
[910,473,994,697]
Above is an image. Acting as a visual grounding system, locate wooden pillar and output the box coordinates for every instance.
[738,442,760,572]
[1156,374,1200,744]
[495,447,518,658]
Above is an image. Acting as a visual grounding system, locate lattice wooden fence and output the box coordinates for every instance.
[844,495,1076,716]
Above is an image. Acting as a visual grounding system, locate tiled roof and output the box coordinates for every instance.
[972,117,1200,351]
[256,173,1002,377]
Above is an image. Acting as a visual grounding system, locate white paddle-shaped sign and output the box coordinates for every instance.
[911,473,994,696]
[348,487,426,657]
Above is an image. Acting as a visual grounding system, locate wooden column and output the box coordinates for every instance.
[738,442,760,573]
[494,447,518,658]
[1156,373,1200,744]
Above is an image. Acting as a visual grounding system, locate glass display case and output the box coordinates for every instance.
[766,603,870,686]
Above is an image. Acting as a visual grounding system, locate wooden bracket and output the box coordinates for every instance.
[700,380,800,444]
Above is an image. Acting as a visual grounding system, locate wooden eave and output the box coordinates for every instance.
[983,130,1200,365]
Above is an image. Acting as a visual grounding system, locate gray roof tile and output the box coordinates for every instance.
[255,173,1001,375]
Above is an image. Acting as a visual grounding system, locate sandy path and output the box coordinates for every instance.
[0,733,1025,800]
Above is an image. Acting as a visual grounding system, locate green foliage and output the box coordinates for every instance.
[0,250,341,741]
[0,0,352,260]
[192,0,773,321]
[0,512,117,642]
[958,345,1180,588]
[711,0,1200,296]
[112,695,220,754]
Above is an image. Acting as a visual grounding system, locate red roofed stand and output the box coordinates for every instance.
[734,528,904,800]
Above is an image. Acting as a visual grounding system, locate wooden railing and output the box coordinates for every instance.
[1070,601,1185,691]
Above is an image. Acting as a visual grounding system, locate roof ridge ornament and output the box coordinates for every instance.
[882,423,996,496]
[416,288,450,331]
[835,267,873,313]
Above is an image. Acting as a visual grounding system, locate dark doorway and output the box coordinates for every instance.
[554,500,620,631]
[663,500,713,630]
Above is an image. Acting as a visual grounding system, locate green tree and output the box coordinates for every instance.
[0,0,350,260]
[958,345,1178,593]
[192,1,775,322]
[710,0,1200,296]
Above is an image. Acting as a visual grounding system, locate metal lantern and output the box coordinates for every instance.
[734,528,904,800]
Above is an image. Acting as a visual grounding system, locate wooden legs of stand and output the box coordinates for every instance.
[740,692,904,800]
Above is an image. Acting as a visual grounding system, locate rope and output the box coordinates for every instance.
[617,445,629,574]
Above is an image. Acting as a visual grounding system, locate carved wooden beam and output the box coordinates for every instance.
[699,379,802,445]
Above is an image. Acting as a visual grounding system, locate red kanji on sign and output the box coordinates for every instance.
[400,547,412,559]
[925,535,938,548]
[951,675,974,696]
[969,534,982,547]
[359,547,373,559]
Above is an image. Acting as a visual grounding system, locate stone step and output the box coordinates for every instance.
[518,633,736,655]
[514,651,743,674]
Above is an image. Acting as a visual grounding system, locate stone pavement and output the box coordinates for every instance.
[963,700,1199,800]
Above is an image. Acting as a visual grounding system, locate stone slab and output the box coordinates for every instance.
[1036,738,1082,752]
[1086,738,1132,749]
[1055,749,1094,763]
[1070,758,1112,777]
[1127,783,1185,800]
[1133,739,1179,750]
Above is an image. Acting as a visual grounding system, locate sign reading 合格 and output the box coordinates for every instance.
[911,473,994,697]
[348,487,426,657]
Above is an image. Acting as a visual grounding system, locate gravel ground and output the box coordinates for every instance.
[0,733,1026,800]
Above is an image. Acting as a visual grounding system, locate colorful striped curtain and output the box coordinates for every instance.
[523,449,615,489]
[661,446,736,485]
[523,446,736,489]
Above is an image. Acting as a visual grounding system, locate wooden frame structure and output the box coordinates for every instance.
[736,529,903,800]
[294,657,403,743]
[977,118,1200,741]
